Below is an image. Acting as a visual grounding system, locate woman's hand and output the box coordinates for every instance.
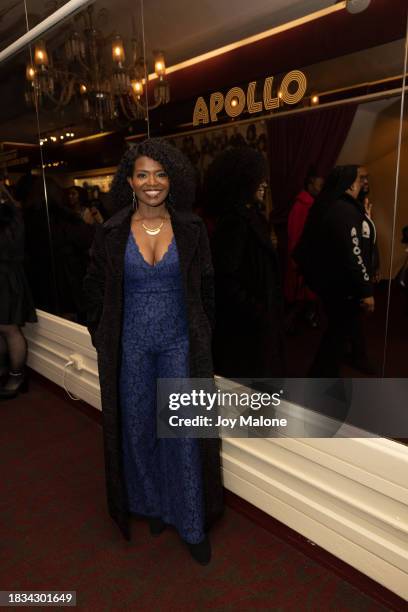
[91,206,104,224]
[82,208,95,224]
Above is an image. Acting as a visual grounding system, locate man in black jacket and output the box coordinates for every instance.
[345,166,380,374]
[294,165,375,377]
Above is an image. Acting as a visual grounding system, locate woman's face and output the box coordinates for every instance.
[68,188,80,207]
[254,180,268,204]
[127,156,170,208]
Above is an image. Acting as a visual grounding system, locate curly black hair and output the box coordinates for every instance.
[109,137,196,214]
[203,146,268,215]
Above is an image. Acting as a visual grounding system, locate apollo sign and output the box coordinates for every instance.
[193,70,307,126]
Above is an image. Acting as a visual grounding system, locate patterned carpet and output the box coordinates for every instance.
[0,376,404,611]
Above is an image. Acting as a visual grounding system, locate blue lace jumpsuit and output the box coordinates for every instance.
[119,231,205,544]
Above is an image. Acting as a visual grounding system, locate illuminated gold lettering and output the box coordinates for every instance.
[280,70,307,105]
[193,96,210,126]
[225,87,246,118]
[209,92,224,122]
[247,81,262,114]
[263,76,279,110]
[193,70,308,124]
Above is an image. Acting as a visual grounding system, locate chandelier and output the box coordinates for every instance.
[25,4,170,129]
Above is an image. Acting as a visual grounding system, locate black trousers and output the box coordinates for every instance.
[309,296,364,378]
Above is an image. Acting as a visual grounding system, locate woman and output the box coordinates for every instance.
[82,138,224,565]
[24,178,95,323]
[207,146,285,378]
[293,165,375,377]
[0,183,37,399]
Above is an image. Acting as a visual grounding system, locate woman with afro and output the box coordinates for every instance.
[207,146,285,378]
[83,138,223,565]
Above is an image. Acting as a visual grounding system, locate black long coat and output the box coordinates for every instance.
[211,204,285,378]
[82,203,224,541]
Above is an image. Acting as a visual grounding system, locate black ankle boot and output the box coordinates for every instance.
[148,517,166,536]
[187,534,211,565]
[0,369,29,400]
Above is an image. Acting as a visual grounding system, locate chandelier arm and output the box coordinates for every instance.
[126,95,145,121]
[119,95,134,120]
[125,95,146,119]
[130,95,162,112]
[146,99,163,111]
[42,89,66,107]
[57,77,76,108]
[48,66,87,81]
[75,57,92,75]
[125,95,141,119]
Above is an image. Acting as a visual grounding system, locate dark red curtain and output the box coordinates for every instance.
[266,104,357,276]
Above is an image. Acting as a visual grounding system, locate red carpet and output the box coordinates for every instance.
[0,375,404,611]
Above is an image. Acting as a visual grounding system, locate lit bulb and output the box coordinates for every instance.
[34,41,49,66]
[80,84,87,94]
[278,91,283,99]
[131,80,143,95]
[26,65,36,81]
[311,95,319,105]
[231,98,238,107]
[154,53,166,77]
[112,37,125,63]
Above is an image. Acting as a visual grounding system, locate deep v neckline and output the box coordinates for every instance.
[130,231,175,268]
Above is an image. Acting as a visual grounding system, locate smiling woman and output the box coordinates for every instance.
[1,0,408,602]
[82,137,224,565]
[128,156,173,261]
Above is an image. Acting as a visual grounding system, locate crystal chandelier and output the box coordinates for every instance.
[25,5,170,130]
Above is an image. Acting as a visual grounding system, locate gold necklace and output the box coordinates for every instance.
[135,215,169,236]
[142,220,164,235]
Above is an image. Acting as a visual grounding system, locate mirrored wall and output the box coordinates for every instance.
[143,0,408,386]
[1,0,407,439]
[0,0,148,323]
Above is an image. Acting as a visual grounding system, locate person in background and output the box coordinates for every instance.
[66,186,105,225]
[343,166,379,374]
[293,165,375,378]
[357,167,380,284]
[66,186,87,218]
[24,178,95,322]
[86,185,109,222]
[208,146,285,378]
[0,182,37,399]
[284,167,324,334]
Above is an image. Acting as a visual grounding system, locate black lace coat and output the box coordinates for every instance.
[82,203,224,541]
